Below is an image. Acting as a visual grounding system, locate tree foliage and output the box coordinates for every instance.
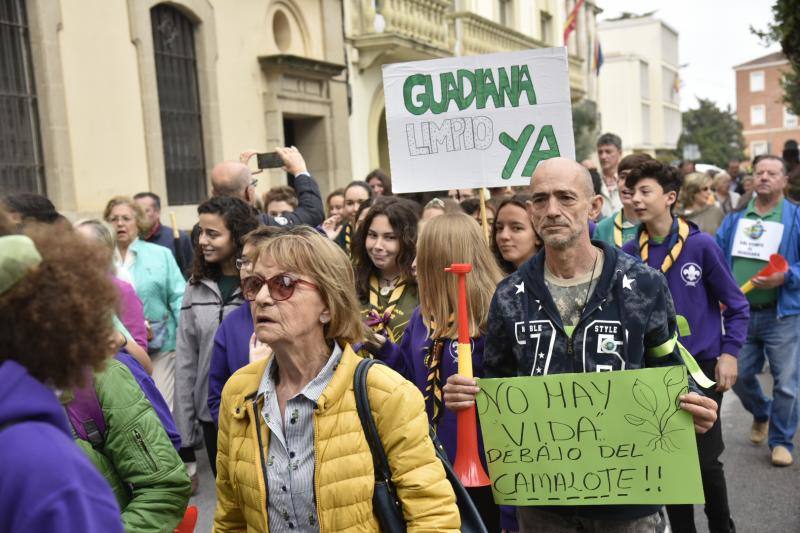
[678,98,744,167]
[572,100,599,161]
[751,0,800,116]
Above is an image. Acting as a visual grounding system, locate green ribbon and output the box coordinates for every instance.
[676,314,691,337]
[647,333,716,389]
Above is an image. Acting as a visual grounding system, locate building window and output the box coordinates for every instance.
[0,0,45,195]
[750,104,766,126]
[640,61,650,101]
[151,4,206,205]
[641,103,651,144]
[785,107,798,129]
[540,11,552,45]
[749,71,764,92]
[751,141,768,156]
[497,0,513,27]
[662,66,679,104]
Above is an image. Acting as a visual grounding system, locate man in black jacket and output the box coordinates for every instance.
[444,157,718,533]
[210,146,324,228]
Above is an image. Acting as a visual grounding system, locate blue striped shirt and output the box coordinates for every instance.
[257,343,343,532]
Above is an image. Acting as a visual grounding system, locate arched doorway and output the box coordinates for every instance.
[377,108,390,174]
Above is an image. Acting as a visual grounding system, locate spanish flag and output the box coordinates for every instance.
[563,0,586,44]
[593,40,603,75]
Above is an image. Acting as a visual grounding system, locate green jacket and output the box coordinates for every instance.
[74,359,191,532]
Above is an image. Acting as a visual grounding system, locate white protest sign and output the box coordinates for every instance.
[382,47,575,194]
[731,219,784,261]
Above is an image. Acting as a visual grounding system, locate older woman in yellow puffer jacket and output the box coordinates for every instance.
[214,226,460,532]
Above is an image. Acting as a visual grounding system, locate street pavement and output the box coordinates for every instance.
[189,374,799,533]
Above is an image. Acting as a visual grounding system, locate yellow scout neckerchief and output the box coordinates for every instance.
[366,275,408,343]
[638,217,690,273]
[613,211,624,247]
[423,315,455,427]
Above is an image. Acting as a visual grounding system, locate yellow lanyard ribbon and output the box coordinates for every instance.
[639,217,690,273]
[613,211,624,247]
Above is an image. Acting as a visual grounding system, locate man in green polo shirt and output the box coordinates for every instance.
[731,196,783,307]
[716,155,800,467]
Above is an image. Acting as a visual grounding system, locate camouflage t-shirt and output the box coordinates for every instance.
[543,250,604,335]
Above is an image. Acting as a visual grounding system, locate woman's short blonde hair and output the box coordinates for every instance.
[712,171,732,191]
[102,196,149,238]
[417,213,504,339]
[255,226,364,346]
[679,172,711,209]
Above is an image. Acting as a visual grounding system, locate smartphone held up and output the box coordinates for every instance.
[256,152,284,169]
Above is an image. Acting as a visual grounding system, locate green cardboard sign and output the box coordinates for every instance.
[476,366,704,505]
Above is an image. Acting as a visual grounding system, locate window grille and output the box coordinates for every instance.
[0,0,45,195]
[151,4,206,205]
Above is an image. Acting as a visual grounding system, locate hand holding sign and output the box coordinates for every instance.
[476,367,704,505]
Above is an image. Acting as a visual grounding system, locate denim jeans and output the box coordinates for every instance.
[732,309,800,451]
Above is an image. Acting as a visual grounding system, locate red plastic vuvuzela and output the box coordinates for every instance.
[173,505,198,533]
[445,263,491,487]
[740,254,788,294]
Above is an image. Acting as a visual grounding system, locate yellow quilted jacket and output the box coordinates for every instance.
[213,344,460,532]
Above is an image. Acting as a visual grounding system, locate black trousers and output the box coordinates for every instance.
[666,358,733,533]
[202,420,218,477]
[466,485,501,532]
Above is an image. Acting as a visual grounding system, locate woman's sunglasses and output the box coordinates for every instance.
[242,273,318,302]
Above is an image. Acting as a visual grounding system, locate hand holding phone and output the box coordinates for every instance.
[256,152,284,169]
[274,146,307,176]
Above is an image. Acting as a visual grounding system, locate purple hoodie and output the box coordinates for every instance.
[0,360,123,533]
[377,307,486,461]
[115,353,181,450]
[623,221,749,360]
[208,303,253,424]
[377,308,518,530]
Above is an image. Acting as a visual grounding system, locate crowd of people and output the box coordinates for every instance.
[1,133,798,533]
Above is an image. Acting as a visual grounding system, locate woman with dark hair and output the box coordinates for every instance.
[490,193,541,274]
[460,196,496,230]
[366,168,392,196]
[353,196,374,231]
[0,210,124,532]
[322,180,372,255]
[1,192,66,226]
[174,196,258,478]
[353,196,419,344]
[207,226,283,425]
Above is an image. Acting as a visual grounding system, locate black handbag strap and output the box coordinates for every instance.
[354,358,394,484]
[354,358,489,533]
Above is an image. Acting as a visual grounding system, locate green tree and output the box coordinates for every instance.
[678,98,744,167]
[572,100,599,161]
[751,0,800,116]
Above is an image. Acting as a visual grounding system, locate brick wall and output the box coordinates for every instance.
[735,60,800,158]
